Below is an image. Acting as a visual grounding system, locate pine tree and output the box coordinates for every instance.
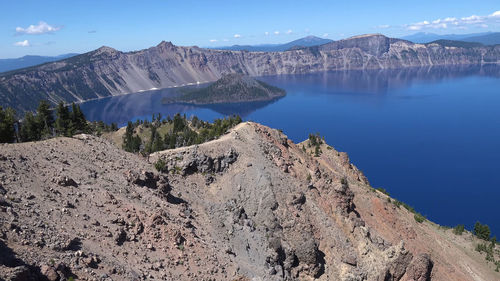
[0,106,16,143]
[152,132,164,152]
[19,111,41,142]
[70,103,88,133]
[123,121,141,152]
[474,221,491,240]
[314,144,321,157]
[55,102,71,136]
[173,113,185,133]
[36,100,54,138]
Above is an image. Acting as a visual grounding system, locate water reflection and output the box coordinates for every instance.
[258,64,500,94]
[80,64,500,125]
[194,98,284,117]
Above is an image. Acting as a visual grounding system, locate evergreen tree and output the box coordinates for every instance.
[191,116,200,128]
[152,132,164,152]
[123,121,141,152]
[453,224,465,235]
[70,103,88,133]
[55,102,71,136]
[474,221,491,240]
[173,113,185,133]
[19,111,41,142]
[36,100,54,138]
[0,106,16,143]
[314,144,321,157]
[164,133,176,149]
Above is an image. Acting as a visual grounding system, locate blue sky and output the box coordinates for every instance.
[1,0,499,58]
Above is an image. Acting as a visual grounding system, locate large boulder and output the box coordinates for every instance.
[403,253,433,281]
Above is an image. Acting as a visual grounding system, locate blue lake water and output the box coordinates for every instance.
[80,65,500,235]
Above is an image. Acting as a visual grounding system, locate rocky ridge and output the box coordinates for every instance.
[0,122,498,280]
[1,34,499,113]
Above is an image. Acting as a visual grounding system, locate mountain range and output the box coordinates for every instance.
[212,35,333,52]
[0,34,499,113]
[401,32,500,45]
[0,53,78,73]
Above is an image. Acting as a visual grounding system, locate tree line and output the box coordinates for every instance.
[123,113,242,154]
[0,100,117,143]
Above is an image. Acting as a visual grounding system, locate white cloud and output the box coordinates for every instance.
[233,34,241,38]
[406,10,500,31]
[14,40,30,47]
[286,29,292,34]
[323,33,329,37]
[274,31,280,35]
[461,15,483,24]
[264,31,269,36]
[479,24,489,28]
[209,39,217,42]
[407,21,429,31]
[377,24,390,29]
[16,21,61,35]
[223,38,229,42]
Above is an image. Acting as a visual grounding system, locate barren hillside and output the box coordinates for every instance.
[0,122,497,280]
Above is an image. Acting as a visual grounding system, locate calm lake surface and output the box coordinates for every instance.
[80,65,500,235]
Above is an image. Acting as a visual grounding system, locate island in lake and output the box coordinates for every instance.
[162,73,286,104]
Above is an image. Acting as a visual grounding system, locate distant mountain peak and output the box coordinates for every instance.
[95,46,119,55]
[157,41,175,48]
[211,35,333,52]
[401,31,499,45]
[302,35,324,41]
[0,53,78,73]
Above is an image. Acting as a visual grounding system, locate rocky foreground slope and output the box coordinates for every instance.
[1,34,500,113]
[0,122,498,280]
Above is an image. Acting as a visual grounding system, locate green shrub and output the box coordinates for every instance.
[414,213,425,223]
[453,224,465,235]
[393,200,402,208]
[154,158,167,173]
[314,145,321,157]
[401,202,416,213]
[375,187,389,196]
[474,221,491,241]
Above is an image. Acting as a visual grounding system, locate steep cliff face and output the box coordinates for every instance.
[1,34,499,112]
[1,122,497,280]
